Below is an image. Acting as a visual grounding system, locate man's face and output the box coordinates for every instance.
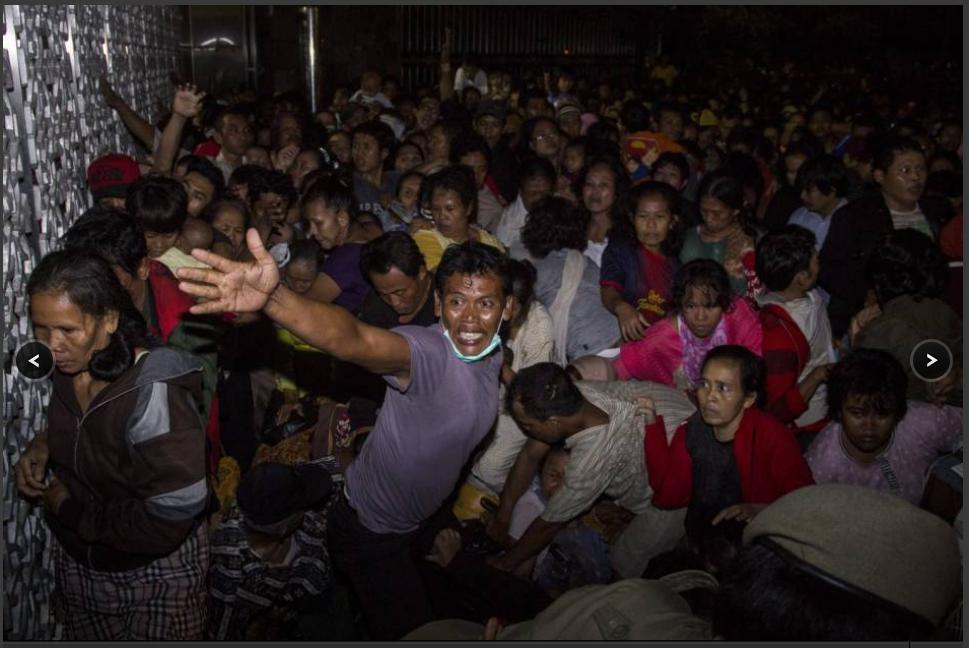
[526,98,550,119]
[520,176,554,212]
[352,133,385,174]
[840,394,897,458]
[211,205,247,255]
[427,126,449,161]
[144,230,179,259]
[801,185,840,217]
[539,450,569,499]
[253,191,289,226]
[808,111,833,139]
[327,133,352,165]
[183,171,215,218]
[370,265,429,318]
[416,98,440,131]
[938,124,962,153]
[530,120,561,160]
[460,151,489,190]
[31,290,117,376]
[582,164,617,216]
[696,359,755,428]
[474,115,504,149]
[217,114,255,157]
[652,163,686,191]
[875,149,926,211]
[434,271,511,358]
[510,398,565,445]
[361,72,382,95]
[658,110,684,142]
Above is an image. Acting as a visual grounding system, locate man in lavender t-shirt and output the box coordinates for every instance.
[805,349,962,505]
[178,237,511,639]
[345,324,502,533]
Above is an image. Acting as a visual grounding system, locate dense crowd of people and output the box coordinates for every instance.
[13,28,964,641]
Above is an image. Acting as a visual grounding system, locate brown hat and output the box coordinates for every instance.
[405,578,712,640]
[744,484,961,625]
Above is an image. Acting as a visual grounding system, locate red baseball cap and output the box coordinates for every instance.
[86,154,141,201]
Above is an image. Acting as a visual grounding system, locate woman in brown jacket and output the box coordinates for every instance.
[14,250,210,639]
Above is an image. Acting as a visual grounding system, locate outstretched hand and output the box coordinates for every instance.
[173,83,206,119]
[176,228,280,315]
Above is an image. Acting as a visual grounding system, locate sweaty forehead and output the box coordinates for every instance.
[442,271,503,297]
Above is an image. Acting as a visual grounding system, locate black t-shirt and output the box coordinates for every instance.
[327,289,438,404]
[684,412,742,536]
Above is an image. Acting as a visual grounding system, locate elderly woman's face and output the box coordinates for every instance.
[30,290,117,376]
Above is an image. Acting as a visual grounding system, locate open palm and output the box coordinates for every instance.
[176,228,280,315]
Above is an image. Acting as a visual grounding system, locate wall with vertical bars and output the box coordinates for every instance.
[397,6,640,92]
[2,5,180,639]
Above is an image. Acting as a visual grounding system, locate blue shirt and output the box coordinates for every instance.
[787,199,847,250]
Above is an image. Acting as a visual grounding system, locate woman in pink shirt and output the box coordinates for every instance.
[613,259,762,391]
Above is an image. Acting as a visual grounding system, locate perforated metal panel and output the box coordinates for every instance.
[2,5,180,639]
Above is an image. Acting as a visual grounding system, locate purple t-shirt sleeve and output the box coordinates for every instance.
[321,243,370,314]
[383,324,448,395]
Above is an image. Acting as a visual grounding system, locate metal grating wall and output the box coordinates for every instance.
[2,5,180,639]
[397,6,640,92]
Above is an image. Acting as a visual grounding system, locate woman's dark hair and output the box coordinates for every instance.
[517,156,558,188]
[434,240,511,298]
[505,258,538,332]
[450,132,492,166]
[395,170,425,197]
[672,259,733,313]
[394,140,425,164]
[826,348,908,423]
[300,174,355,215]
[653,152,690,182]
[506,362,584,422]
[184,156,226,200]
[755,225,817,292]
[351,120,396,152]
[288,238,322,268]
[249,169,298,208]
[866,229,947,305]
[228,164,266,191]
[702,345,762,397]
[27,250,154,382]
[614,180,686,256]
[360,231,426,279]
[794,154,850,197]
[715,542,934,641]
[63,207,147,277]
[620,100,651,133]
[521,196,590,258]
[203,199,251,228]
[125,176,188,234]
[424,165,478,220]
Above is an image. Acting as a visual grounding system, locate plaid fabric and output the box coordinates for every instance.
[52,522,208,640]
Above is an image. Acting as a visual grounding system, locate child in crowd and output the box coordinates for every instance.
[600,181,684,341]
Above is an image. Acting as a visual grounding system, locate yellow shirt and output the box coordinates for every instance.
[412,227,505,270]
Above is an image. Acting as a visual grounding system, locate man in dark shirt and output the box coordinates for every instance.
[331,232,437,403]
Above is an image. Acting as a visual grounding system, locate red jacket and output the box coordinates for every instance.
[644,408,814,509]
[759,303,828,434]
[147,260,222,473]
[147,260,197,342]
